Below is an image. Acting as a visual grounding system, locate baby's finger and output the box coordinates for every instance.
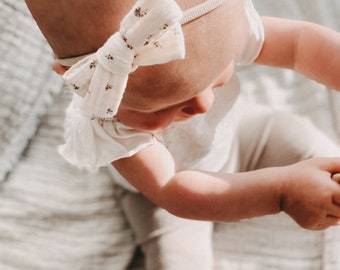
[314,216,340,230]
[328,204,340,218]
[332,173,340,184]
[326,216,340,227]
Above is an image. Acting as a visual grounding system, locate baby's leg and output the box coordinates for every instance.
[237,106,340,172]
[117,189,213,270]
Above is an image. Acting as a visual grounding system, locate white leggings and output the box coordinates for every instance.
[115,108,340,270]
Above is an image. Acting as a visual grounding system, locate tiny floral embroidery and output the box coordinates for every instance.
[107,108,114,115]
[89,60,97,69]
[105,54,114,60]
[134,7,148,17]
[105,84,113,91]
[144,34,153,46]
[122,36,133,49]
[153,41,161,48]
[71,83,80,91]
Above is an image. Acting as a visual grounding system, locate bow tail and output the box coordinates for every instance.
[58,110,115,171]
[80,66,129,119]
[63,55,97,97]
[58,97,100,170]
[58,94,154,170]
[96,74,129,118]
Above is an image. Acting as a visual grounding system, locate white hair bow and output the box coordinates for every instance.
[63,0,185,119]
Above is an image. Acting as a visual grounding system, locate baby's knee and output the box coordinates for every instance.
[142,220,213,270]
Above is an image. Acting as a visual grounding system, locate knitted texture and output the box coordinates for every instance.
[0,0,63,182]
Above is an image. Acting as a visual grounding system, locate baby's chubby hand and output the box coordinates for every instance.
[280,157,340,230]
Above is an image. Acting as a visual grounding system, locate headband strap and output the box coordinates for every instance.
[180,0,228,25]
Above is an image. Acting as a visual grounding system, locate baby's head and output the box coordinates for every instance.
[27,0,247,131]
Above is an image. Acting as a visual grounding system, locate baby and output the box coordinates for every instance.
[25,0,340,269]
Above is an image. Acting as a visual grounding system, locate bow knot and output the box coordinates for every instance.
[96,33,135,75]
[63,0,185,119]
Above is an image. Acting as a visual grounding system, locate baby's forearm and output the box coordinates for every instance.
[157,168,283,222]
[113,142,284,222]
[113,143,283,222]
[160,158,340,230]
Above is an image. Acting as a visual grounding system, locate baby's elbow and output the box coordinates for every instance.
[157,172,210,220]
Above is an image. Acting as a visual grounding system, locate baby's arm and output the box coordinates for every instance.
[113,140,340,230]
[256,17,340,90]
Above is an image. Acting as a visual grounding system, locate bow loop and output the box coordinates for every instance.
[121,0,183,50]
[63,54,97,98]
[96,33,135,75]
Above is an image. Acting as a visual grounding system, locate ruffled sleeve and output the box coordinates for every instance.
[58,94,156,171]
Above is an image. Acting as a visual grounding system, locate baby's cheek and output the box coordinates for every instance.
[211,61,235,88]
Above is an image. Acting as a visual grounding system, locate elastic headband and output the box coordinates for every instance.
[180,0,228,25]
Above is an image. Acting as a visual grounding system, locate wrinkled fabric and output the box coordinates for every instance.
[59,95,156,170]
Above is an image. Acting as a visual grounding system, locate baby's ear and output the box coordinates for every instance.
[52,61,69,75]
